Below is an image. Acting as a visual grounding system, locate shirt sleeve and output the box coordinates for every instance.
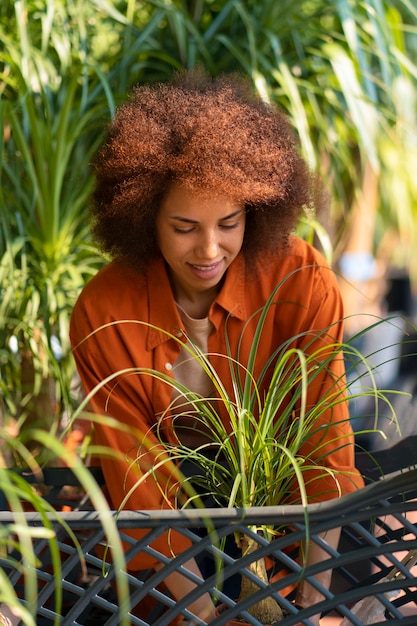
[286,262,364,503]
[70,294,192,570]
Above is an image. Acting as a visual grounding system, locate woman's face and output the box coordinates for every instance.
[156,182,245,309]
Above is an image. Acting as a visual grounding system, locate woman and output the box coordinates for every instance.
[70,69,364,625]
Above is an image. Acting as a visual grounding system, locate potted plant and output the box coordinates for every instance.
[105,281,384,626]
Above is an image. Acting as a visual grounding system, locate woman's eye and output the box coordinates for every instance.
[220,223,239,230]
[174,227,194,234]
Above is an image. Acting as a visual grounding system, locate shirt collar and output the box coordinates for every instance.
[147,257,183,350]
[213,253,247,320]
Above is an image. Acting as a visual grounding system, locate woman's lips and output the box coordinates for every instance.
[188,260,224,280]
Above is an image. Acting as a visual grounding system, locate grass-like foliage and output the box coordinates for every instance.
[0,433,131,626]
[71,275,403,624]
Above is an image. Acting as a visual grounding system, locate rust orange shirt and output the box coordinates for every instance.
[70,236,364,568]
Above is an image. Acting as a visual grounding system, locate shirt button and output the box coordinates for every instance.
[164,362,173,371]
[173,328,183,338]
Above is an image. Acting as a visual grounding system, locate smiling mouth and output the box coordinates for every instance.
[191,263,220,271]
[188,260,224,279]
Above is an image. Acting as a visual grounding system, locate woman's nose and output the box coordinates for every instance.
[196,231,219,259]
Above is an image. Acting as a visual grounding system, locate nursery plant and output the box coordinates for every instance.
[75,276,397,626]
[152,338,398,623]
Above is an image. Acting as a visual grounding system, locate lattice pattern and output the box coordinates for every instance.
[1,468,417,625]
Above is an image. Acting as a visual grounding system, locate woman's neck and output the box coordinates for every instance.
[167,270,222,319]
[174,291,216,319]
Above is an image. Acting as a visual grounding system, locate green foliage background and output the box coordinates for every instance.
[0,0,416,452]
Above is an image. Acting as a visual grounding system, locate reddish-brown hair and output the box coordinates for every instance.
[91,69,317,270]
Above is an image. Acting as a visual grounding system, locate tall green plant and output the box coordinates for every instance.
[0,1,110,440]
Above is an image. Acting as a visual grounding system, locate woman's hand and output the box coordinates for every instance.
[0,605,21,626]
[156,557,217,624]
[295,527,341,626]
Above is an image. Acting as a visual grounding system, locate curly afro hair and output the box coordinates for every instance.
[91,69,318,270]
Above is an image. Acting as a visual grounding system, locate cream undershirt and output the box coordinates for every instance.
[171,304,215,446]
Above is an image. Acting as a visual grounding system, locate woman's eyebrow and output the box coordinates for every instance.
[169,209,244,223]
